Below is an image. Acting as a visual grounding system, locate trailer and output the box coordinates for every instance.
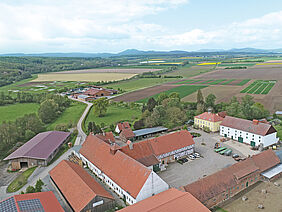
[224,149,233,156]
[214,147,227,153]
[219,148,229,155]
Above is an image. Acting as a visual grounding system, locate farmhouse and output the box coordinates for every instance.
[0,191,64,212]
[194,111,224,132]
[49,160,115,212]
[4,131,70,170]
[84,87,112,97]
[79,134,169,205]
[182,150,280,208]
[119,188,210,212]
[120,130,195,169]
[220,116,279,148]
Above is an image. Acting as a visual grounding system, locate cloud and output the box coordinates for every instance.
[0,1,282,52]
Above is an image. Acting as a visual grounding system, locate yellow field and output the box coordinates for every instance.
[256,62,282,65]
[198,62,221,65]
[33,73,137,82]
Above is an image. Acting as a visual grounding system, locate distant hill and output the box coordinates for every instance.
[1,48,282,58]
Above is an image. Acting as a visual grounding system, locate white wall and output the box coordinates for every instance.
[135,171,169,202]
[220,126,278,147]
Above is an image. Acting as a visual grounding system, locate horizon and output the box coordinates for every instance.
[1,0,282,53]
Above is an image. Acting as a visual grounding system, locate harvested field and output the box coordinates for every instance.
[55,68,161,74]
[137,85,206,103]
[193,65,282,80]
[33,73,137,82]
[222,178,282,212]
[182,85,242,103]
[113,84,180,102]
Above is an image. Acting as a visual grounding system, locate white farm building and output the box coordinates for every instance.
[79,134,169,205]
[220,116,279,148]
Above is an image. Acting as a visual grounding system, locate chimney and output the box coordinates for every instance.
[253,120,259,125]
[127,140,133,150]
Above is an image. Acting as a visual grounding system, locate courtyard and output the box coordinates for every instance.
[158,130,243,188]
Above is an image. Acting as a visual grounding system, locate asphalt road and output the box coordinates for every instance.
[68,97,93,145]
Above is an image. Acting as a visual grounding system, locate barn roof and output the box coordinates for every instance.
[49,160,113,212]
[0,191,64,212]
[183,150,280,203]
[220,116,276,136]
[133,126,168,137]
[80,134,151,198]
[119,188,210,212]
[4,131,70,161]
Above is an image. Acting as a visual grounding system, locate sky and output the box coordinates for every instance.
[1,0,282,53]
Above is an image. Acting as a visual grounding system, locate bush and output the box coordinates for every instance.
[26,185,35,193]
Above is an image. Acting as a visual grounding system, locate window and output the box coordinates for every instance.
[237,186,239,189]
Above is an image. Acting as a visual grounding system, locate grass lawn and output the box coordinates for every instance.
[137,85,207,103]
[108,78,176,92]
[7,167,37,193]
[47,101,86,130]
[85,105,142,128]
[0,103,39,123]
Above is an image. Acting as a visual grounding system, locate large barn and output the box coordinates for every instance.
[4,131,70,170]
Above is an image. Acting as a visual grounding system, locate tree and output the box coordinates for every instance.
[205,94,216,109]
[92,98,109,117]
[38,99,59,123]
[157,92,169,104]
[240,95,255,119]
[25,130,35,140]
[147,97,157,112]
[26,185,35,194]
[54,123,68,132]
[168,92,180,100]
[35,179,44,192]
[88,122,93,133]
[196,90,205,114]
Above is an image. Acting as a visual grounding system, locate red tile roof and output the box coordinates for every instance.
[0,191,64,212]
[50,160,113,212]
[220,116,276,136]
[183,150,280,203]
[4,131,70,161]
[80,134,151,198]
[195,112,224,122]
[120,128,135,139]
[119,188,210,212]
[96,132,115,144]
[121,130,194,167]
[117,122,131,131]
[217,111,227,118]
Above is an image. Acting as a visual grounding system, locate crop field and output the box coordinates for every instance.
[33,73,137,82]
[137,85,207,103]
[218,63,255,67]
[108,78,176,92]
[166,65,214,78]
[176,79,250,86]
[197,62,221,66]
[55,68,161,74]
[182,85,243,103]
[0,103,39,123]
[240,80,276,94]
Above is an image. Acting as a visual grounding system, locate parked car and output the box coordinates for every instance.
[183,158,188,162]
[194,152,200,158]
[232,154,239,159]
[188,155,195,160]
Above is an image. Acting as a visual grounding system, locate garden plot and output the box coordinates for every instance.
[240,80,276,94]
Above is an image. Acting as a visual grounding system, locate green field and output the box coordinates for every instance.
[166,65,214,78]
[108,78,176,92]
[0,103,40,123]
[219,63,255,67]
[137,85,207,103]
[176,79,249,86]
[47,101,86,130]
[241,80,276,94]
[85,105,142,128]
